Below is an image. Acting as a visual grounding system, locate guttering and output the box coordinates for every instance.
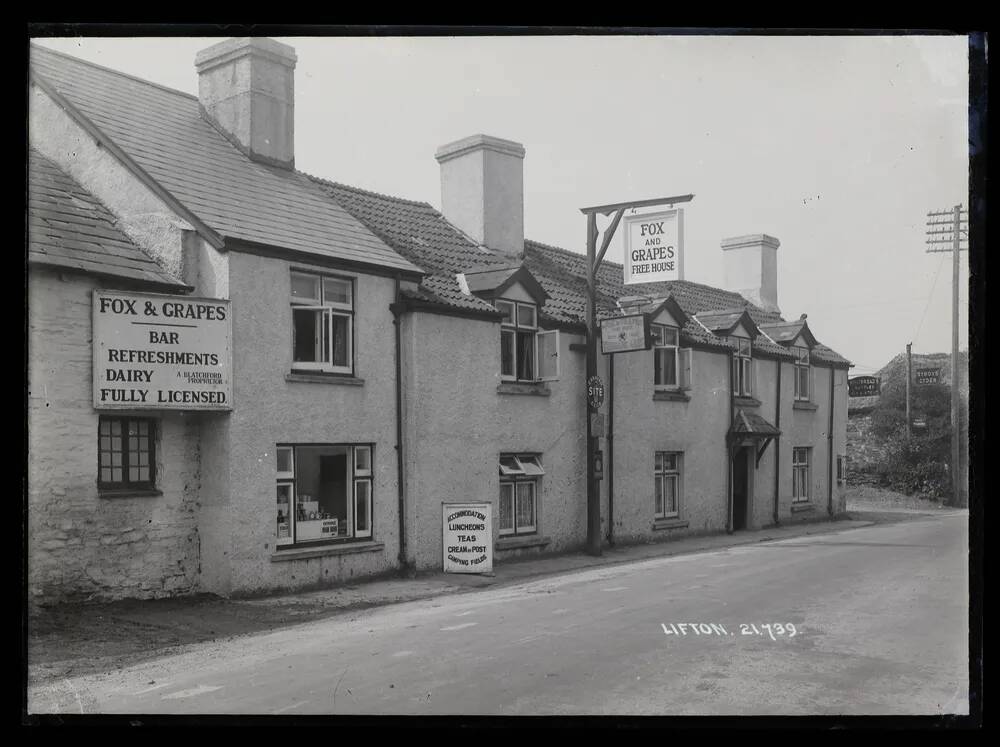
[773,358,782,527]
[391,275,408,569]
[828,366,835,517]
[607,353,615,546]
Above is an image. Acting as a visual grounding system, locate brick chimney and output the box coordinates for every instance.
[195,37,297,169]
[720,234,781,313]
[435,134,525,257]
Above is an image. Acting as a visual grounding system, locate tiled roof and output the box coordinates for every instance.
[309,177,845,361]
[811,343,852,368]
[30,45,422,277]
[28,148,188,290]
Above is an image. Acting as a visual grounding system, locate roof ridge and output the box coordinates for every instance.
[302,171,435,209]
[30,42,199,102]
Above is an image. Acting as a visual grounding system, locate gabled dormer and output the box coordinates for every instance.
[459,264,556,383]
[695,308,760,398]
[760,318,818,403]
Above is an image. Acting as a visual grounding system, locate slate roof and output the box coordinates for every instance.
[28,148,188,290]
[29,44,422,277]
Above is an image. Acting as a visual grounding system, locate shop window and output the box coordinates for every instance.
[793,346,811,401]
[497,301,559,382]
[498,454,544,536]
[654,451,682,519]
[792,447,811,502]
[290,271,354,374]
[276,444,373,547]
[731,337,753,397]
[98,417,156,490]
[652,325,692,390]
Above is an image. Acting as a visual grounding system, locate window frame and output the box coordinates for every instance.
[792,447,811,503]
[731,337,753,397]
[290,270,355,375]
[98,416,157,491]
[498,454,542,536]
[652,324,681,390]
[497,299,539,383]
[654,451,682,519]
[793,346,811,401]
[275,442,374,548]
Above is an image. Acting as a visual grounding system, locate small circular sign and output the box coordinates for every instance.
[587,375,606,409]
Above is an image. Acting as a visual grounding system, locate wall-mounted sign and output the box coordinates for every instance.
[915,368,941,385]
[93,290,232,410]
[912,418,927,429]
[623,209,684,285]
[590,412,606,438]
[443,503,493,574]
[600,314,650,354]
[848,376,880,398]
[587,375,606,409]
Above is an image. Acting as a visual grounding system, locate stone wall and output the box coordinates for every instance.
[27,269,201,605]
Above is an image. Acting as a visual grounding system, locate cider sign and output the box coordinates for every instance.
[623,209,684,285]
[92,290,232,411]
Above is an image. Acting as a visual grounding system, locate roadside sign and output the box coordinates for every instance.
[622,209,684,285]
[600,314,650,355]
[587,375,605,409]
[442,503,492,574]
[912,418,927,429]
[848,376,880,397]
[915,368,940,385]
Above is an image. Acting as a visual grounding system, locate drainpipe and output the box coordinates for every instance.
[828,366,835,517]
[727,349,734,534]
[607,353,615,546]
[391,276,408,569]
[773,358,782,527]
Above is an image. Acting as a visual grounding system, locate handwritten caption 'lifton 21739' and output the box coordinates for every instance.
[661,623,799,640]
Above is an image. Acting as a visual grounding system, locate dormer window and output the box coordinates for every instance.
[793,346,811,401]
[496,300,559,383]
[732,337,752,397]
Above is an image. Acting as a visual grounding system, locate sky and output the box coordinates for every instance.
[31,33,971,374]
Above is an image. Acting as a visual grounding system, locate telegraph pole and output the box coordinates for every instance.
[580,194,693,555]
[925,205,968,506]
[905,342,912,439]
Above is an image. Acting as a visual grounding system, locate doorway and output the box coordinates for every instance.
[732,447,750,531]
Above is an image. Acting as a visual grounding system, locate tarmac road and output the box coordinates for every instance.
[28,512,969,716]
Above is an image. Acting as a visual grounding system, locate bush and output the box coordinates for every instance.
[874,432,952,498]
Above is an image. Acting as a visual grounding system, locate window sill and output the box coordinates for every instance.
[790,502,815,513]
[734,396,761,408]
[653,389,690,402]
[497,381,551,396]
[496,535,551,551]
[98,488,163,499]
[270,540,384,562]
[793,401,819,411]
[652,518,689,531]
[286,372,364,386]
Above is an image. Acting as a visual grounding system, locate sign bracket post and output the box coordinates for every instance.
[579,193,693,556]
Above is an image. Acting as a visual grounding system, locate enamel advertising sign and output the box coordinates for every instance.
[443,503,493,574]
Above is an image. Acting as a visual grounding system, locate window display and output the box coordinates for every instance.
[275,443,373,546]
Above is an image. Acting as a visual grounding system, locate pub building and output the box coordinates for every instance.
[27,38,851,605]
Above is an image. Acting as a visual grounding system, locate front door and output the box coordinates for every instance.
[732,447,749,531]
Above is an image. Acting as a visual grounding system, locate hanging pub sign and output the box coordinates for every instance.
[600,314,651,354]
[442,503,493,574]
[848,375,880,398]
[623,209,684,285]
[93,290,232,411]
[915,368,941,385]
